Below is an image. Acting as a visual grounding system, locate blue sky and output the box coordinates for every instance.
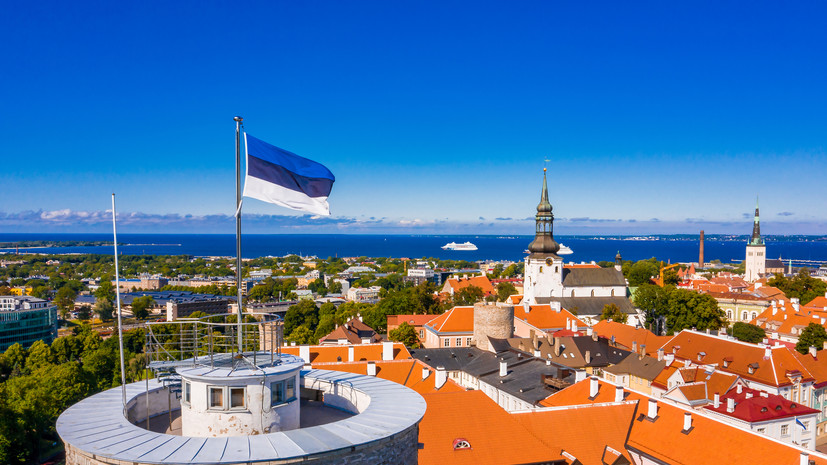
[2,1,825,235]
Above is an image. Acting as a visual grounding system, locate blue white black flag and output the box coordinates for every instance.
[242,134,335,216]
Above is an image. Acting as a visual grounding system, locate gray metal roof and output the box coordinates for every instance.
[561,267,626,287]
[534,296,636,316]
[56,369,426,464]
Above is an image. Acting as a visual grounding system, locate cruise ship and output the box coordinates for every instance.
[441,241,478,251]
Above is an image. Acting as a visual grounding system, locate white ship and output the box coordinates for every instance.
[442,241,478,251]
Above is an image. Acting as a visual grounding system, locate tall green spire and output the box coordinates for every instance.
[528,168,560,255]
[749,196,763,246]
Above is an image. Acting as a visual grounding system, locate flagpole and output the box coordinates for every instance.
[234,116,244,354]
[111,193,127,408]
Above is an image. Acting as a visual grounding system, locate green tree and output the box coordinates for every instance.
[796,323,827,355]
[388,322,420,348]
[94,280,115,304]
[328,281,343,294]
[283,300,319,336]
[731,322,766,343]
[29,285,50,299]
[54,286,77,319]
[95,299,114,322]
[77,304,92,321]
[496,282,517,302]
[665,288,725,333]
[24,340,54,372]
[453,285,484,306]
[131,295,155,320]
[633,284,671,333]
[286,325,315,345]
[768,270,827,305]
[624,259,660,287]
[600,303,628,324]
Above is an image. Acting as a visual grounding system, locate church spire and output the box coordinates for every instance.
[527,168,560,255]
[749,196,763,245]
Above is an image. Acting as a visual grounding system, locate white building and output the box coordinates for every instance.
[745,200,766,282]
[346,286,382,303]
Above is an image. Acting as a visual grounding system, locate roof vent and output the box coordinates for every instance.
[452,438,471,450]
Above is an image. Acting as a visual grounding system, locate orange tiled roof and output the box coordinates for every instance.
[593,320,672,356]
[660,330,814,387]
[418,390,557,465]
[513,304,584,331]
[425,306,474,333]
[563,263,601,269]
[325,359,464,394]
[541,378,827,465]
[794,350,827,388]
[443,276,495,295]
[803,295,827,310]
[513,402,636,465]
[509,294,524,304]
[280,342,411,364]
[387,314,439,327]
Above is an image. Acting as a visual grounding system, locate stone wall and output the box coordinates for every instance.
[472,302,514,351]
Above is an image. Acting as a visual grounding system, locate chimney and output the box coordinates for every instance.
[585,350,592,364]
[765,346,772,358]
[611,335,616,345]
[299,345,310,363]
[737,384,743,394]
[529,329,535,340]
[640,344,646,356]
[586,327,593,336]
[810,346,818,357]
[367,361,377,376]
[546,359,551,366]
[572,322,578,333]
[575,370,587,382]
[435,366,447,389]
[589,376,599,398]
[534,349,541,358]
[746,392,753,399]
[657,347,664,362]
[592,331,598,342]
[772,301,777,315]
[499,360,507,377]
[647,399,658,419]
[792,297,800,312]
[823,340,827,351]
[632,341,638,353]
[683,412,692,431]
[726,397,735,413]
[422,367,430,380]
[348,345,355,362]
[801,453,810,465]
[615,384,624,402]
[713,393,720,408]
[665,353,675,365]
[382,341,393,361]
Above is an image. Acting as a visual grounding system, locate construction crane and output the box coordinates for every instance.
[652,262,681,287]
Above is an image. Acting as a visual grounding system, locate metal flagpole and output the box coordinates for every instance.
[234,116,244,354]
[112,193,127,408]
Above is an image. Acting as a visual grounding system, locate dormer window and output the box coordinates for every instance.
[453,439,472,450]
[697,352,706,362]
[747,363,759,374]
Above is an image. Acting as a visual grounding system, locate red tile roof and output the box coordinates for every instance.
[705,387,818,422]
[425,306,474,333]
[280,342,411,364]
[387,314,439,327]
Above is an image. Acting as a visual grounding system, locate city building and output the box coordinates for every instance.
[317,318,382,345]
[0,295,58,351]
[387,314,438,344]
[745,199,767,282]
[422,306,475,348]
[345,285,381,303]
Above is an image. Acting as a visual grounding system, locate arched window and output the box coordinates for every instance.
[727,310,733,320]
[591,290,595,297]
[751,312,757,320]
[742,311,748,321]
[611,289,615,297]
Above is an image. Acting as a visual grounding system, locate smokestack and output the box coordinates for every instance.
[683,412,692,431]
[615,384,624,402]
[699,230,704,268]
[435,366,446,389]
[367,361,377,376]
[714,393,720,408]
[589,376,599,398]
[647,399,658,419]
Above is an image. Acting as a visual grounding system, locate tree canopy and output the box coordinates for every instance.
[796,323,827,355]
[768,270,827,305]
[731,322,765,343]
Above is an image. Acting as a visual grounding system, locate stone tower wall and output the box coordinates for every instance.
[473,302,514,351]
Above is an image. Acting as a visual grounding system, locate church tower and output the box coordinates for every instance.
[744,198,766,282]
[523,168,564,304]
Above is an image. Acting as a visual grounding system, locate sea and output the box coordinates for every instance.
[1,233,827,265]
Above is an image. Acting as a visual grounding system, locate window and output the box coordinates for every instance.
[183,381,191,405]
[727,310,733,319]
[456,338,462,347]
[467,337,472,346]
[419,330,424,338]
[271,378,297,407]
[230,387,245,409]
[802,421,810,431]
[781,424,789,436]
[209,386,224,409]
[742,311,748,321]
[444,338,450,347]
[756,427,765,434]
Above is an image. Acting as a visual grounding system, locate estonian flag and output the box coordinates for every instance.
[242,134,335,216]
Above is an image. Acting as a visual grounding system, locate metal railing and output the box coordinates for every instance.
[145,313,283,372]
